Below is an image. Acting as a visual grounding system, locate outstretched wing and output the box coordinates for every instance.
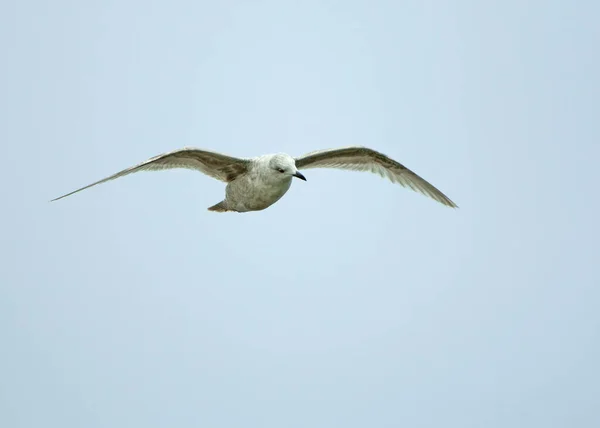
[295,146,457,208]
[51,147,250,201]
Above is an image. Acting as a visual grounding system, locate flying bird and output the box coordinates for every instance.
[51,146,458,212]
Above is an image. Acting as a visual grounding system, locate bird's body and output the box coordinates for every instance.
[212,154,295,212]
[51,146,458,211]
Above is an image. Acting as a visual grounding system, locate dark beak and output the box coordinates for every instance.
[293,171,307,181]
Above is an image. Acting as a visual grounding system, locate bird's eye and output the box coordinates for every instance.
[277,168,285,173]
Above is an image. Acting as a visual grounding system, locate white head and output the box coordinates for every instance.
[268,154,306,181]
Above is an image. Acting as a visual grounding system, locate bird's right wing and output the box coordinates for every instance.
[51,147,250,201]
[295,146,457,208]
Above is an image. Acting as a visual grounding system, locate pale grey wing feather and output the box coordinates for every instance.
[51,147,250,202]
[295,146,457,208]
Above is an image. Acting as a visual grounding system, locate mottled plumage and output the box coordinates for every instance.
[51,146,458,212]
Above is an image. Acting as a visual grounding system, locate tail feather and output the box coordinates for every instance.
[207,201,230,212]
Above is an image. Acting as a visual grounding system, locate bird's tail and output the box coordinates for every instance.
[207,201,231,213]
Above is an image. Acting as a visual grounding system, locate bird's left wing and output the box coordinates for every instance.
[51,147,250,201]
[295,146,457,208]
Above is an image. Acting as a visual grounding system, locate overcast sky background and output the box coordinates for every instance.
[1,1,599,427]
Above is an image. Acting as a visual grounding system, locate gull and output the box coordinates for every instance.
[51,146,458,212]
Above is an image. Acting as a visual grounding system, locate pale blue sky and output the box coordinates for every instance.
[1,1,599,427]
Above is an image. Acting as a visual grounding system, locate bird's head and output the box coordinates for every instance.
[269,154,306,181]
